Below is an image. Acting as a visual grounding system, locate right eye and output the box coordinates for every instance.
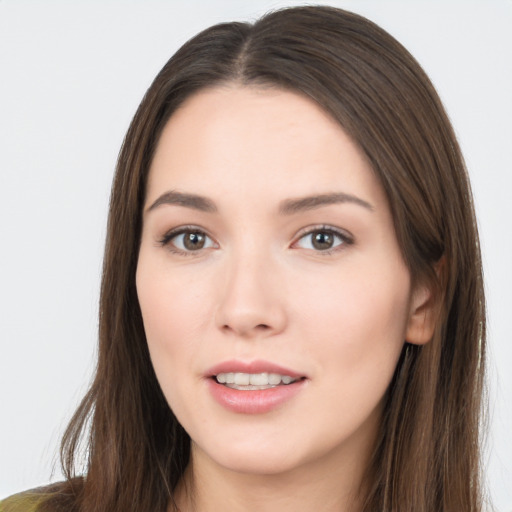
[160,228,217,255]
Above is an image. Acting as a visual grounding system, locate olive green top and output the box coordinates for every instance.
[0,491,45,512]
[0,478,85,512]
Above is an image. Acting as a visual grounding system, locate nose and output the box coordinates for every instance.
[215,250,287,339]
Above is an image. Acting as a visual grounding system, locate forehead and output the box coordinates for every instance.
[146,85,386,212]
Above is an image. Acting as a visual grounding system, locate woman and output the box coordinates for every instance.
[1,5,486,512]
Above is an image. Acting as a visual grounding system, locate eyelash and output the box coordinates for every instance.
[158,225,216,257]
[292,225,354,255]
[158,224,354,257]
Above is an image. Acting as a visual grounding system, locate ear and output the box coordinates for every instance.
[405,260,445,345]
[405,284,436,345]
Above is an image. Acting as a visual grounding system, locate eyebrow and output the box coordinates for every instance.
[147,191,218,213]
[146,190,374,215]
[278,192,374,214]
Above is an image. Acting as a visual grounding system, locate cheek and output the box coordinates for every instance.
[135,255,212,404]
[294,258,411,388]
[136,252,211,344]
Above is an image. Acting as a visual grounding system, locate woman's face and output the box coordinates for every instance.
[137,86,428,477]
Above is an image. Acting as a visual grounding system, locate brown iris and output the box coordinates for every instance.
[311,231,335,250]
[183,231,207,250]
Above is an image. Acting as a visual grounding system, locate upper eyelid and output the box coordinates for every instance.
[290,226,354,257]
[159,225,216,246]
[293,224,354,243]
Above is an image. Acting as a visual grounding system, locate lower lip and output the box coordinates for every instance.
[206,378,305,414]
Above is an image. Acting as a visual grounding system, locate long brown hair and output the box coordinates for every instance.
[41,6,486,512]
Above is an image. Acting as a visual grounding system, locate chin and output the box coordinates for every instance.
[216,453,303,477]
[192,435,310,476]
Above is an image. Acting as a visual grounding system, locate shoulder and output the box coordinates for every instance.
[0,480,84,512]
[0,489,46,512]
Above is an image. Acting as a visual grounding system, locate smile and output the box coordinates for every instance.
[206,361,307,414]
[215,372,298,390]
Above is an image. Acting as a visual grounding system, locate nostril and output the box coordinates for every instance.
[220,323,271,336]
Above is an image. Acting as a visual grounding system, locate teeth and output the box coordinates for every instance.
[215,372,298,387]
[268,373,281,385]
[249,373,268,385]
[235,372,250,385]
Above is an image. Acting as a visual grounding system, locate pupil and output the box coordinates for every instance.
[184,232,205,250]
[312,232,333,250]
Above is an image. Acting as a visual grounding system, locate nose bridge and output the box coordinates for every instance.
[216,237,286,337]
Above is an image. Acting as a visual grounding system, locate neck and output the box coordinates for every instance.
[174,435,374,512]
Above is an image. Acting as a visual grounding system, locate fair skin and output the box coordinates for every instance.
[136,86,434,512]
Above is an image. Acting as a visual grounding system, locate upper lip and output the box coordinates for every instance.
[205,359,304,379]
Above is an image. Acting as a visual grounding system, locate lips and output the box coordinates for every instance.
[205,360,307,414]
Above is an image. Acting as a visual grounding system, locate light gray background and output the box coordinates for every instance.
[1,1,511,510]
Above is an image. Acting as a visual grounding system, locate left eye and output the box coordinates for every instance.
[295,229,349,252]
[163,229,216,252]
